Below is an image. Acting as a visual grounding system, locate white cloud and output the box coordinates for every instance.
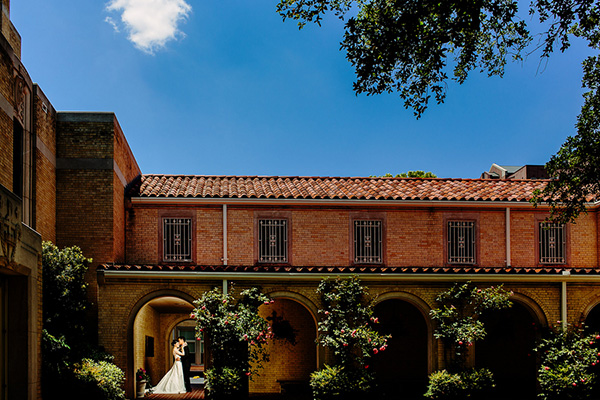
[106,0,192,54]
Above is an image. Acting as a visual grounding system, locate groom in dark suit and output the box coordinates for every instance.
[177,336,192,392]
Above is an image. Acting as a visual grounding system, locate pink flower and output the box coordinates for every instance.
[196,337,201,341]
[189,313,196,319]
[246,372,251,376]
[341,329,345,334]
[364,365,369,369]
[324,311,329,315]
[201,306,206,310]
[458,341,463,345]
[596,335,600,340]
[373,348,379,354]
[544,367,550,371]
[222,299,227,304]
[343,343,348,347]
[572,383,577,387]
[591,341,596,346]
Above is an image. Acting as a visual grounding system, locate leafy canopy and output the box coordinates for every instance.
[380,170,437,178]
[277,0,600,223]
[534,324,600,400]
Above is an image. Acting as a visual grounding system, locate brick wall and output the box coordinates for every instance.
[33,85,56,243]
[134,303,160,384]
[251,299,317,393]
[125,205,598,269]
[0,46,13,189]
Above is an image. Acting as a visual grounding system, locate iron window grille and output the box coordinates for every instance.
[539,222,566,264]
[354,220,382,264]
[258,219,288,263]
[448,221,475,264]
[163,218,192,262]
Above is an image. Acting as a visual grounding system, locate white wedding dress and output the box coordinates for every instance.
[152,346,187,394]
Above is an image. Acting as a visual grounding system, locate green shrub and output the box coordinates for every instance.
[425,368,494,400]
[205,366,243,399]
[72,358,125,400]
[535,324,599,400]
[310,364,375,400]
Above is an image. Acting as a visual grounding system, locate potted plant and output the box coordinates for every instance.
[135,368,150,398]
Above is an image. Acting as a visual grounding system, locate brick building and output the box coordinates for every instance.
[2,1,600,400]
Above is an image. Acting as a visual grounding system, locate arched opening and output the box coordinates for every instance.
[476,300,539,400]
[583,301,600,397]
[372,298,429,399]
[126,290,197,398]
[250,297,318,395]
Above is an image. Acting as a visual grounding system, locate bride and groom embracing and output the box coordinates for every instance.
[152,336,193,394]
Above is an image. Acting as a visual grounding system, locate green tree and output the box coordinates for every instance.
[426,282,512,399]
[192,286,272,400]
[534,323,600,400]
[42,242,125,400]
[381,171,437,178]
[276,0,600,222]
[310,276,389,399]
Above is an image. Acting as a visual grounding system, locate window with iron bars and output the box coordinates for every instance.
[539,222,566,264]
[258,219,288,263]
[447,221,475,264]
[163,218,192,262]
[354,220,382,264]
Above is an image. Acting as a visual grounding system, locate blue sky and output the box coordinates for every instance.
[11,0,593,178]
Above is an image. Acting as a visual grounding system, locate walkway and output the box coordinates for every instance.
[144,385,204,400]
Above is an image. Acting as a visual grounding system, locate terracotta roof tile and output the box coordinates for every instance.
[131,175,558,202]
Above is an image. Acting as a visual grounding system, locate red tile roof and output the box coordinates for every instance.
[100,263,600,275]
[131,175,551,202]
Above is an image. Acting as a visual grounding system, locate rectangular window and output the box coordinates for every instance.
[258,219,288,263]
[354,220,382,264]
[448,221,475,264]
[539,222,566,264]
[163,218,192,262]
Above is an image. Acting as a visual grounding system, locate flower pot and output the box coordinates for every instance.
[136,380,147,398]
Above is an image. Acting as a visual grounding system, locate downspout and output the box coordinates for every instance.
[223,204,228,266]
[562,270,569,329]
[505,208,511,267]
[223,204,228,296]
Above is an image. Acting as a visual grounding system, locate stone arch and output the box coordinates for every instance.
[125,289,196,398]
[476,292,543,400]
[266,290,319,326]
[510,292,548,327]
[372,291,433,399]
[252,291,319,394]
[580,294,600,326]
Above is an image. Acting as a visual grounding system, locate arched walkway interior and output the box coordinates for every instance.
[476,302,538,400]
[133,296,196,389]
[251,298,317,394]
[373,299,429,400]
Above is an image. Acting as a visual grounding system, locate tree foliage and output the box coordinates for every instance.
[311,276,389,398]
[381,170,437,178]
[534,323,600,400]
[277,0,600,222]
[41,242,124,400]
[192,286,272,399]
[426,282,512,398]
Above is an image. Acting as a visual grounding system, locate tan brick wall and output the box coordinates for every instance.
[250,299,317,393]
[133,303,160,384]
[34,86,56,243]
[0,107,12,189]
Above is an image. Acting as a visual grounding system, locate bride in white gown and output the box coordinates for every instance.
[152,339,187,394]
